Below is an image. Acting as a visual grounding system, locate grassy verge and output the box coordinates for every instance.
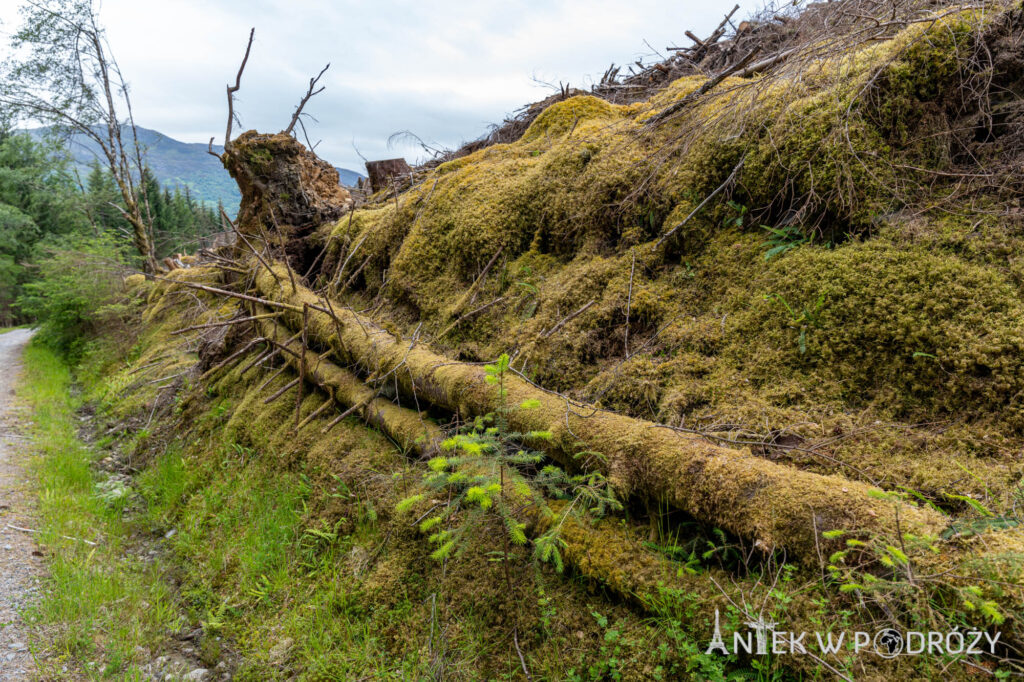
[20,342,182,679]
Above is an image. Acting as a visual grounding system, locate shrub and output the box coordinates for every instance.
[18,234,132,358]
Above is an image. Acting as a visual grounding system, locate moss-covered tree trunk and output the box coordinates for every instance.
[248,261,946,562]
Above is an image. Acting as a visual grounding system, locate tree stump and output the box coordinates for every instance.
[221,130,352,274]
[365,158,412,194]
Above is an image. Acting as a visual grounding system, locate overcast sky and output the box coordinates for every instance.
[0,0,750,172]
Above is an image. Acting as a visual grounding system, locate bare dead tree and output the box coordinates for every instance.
[0,0,160,272]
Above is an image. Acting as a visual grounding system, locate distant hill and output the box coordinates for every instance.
[25,126,366,211]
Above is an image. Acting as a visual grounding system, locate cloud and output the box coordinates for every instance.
[0,0,748,170]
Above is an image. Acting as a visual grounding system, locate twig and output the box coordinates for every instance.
[624,249,635,357]
[126,356,170,376]
[7,523,97,547]
[513,628,533,682]
[654,155,745,247]
[541,299,595,339]
[438,296,507,338]
[224,28,255,151]
[285,63,330,136]
[264,377,300,404]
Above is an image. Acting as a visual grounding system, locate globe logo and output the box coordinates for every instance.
[874,629,904,658]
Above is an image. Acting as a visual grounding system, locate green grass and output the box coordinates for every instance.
[19,342,183,679]
[142,442,429,680]
[16,337,764,680]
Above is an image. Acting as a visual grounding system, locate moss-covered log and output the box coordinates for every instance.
[253,314,440,455]
[249,262,947,562]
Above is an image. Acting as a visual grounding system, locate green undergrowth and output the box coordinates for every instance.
[54,272,1016,680]
[108,338,753,681]
[19,341,184,679]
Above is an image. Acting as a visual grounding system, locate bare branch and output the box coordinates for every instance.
[284,63,330,135]
[225,28,255,150]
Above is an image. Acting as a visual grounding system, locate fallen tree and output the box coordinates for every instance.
[232,261,946,563]
[252,313,440,453]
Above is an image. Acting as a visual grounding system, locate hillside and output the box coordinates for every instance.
[20,0,1024,679]
[26,126,366,209]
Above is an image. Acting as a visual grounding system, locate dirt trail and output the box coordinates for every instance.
[0,329,41,681]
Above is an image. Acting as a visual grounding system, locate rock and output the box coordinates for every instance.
[186,668,210,681]
[164,529,176,539]
[9,641,25,650]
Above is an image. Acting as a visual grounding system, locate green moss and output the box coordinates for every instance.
[726,242,1024,427]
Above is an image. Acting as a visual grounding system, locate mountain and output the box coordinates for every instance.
[335,167,364,186]
[25,126,366,211]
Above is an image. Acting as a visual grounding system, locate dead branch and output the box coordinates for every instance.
[147,273,303,313]
[297,397,336,431]
[647,47,760,126]
[320,398,370,434]
[296,304,309,428]
[198,336,266,381]
[170,312,280,336]
[624,250,636,357]
[256,363,290,393]
[654,154,745,248]
[448,245,505,320]
[222,207,279,283]
[542,299,596,339]
[225,28,255,151]
[331,231,369,289]
[285,63,330,136]
[268,207,298,292]
[238,347,278,377]
[264,377,300,404]
[438,296,508,338]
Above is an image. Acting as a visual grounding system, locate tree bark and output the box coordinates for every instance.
[365,158,412,194]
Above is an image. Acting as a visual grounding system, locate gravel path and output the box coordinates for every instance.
[0,329,41,682]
